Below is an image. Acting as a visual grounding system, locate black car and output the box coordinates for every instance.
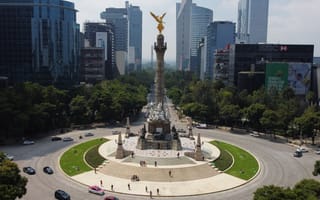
[23,167,36,175]
[51,136,62,141]
[55,189,70,200]
[43,166,54,174]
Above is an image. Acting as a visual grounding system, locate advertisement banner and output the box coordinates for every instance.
[288,63,311,95]
[265,63,288,92]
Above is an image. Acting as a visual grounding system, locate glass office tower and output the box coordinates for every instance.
[0,0,79,87]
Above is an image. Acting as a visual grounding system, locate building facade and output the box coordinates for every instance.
[83,22,115,79]
[127,3,142,72]
[80,48,105,84]
[101,1,142,75]
[176,0,213,72]
[0,0,79,87]
[237,0,269,44]
[228,44,314,88]
[206,21,235,80]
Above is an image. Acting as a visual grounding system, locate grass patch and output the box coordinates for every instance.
[85,144,107,168]
[210,140,259,180]
[60,138,108,176]
[210,141,233,171]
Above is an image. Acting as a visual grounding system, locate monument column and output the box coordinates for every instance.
[154,34,167,106]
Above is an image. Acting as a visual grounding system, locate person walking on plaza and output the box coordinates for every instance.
[100,180,103,187]
[145,186,148,192]
[169,170,172,177]
[150,190,153,199]
[128,183,131,190]
[111,184,114,191]
[157,188,159,195]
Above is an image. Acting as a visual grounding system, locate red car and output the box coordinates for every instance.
[104,196,119,200]
[88,185,104,195]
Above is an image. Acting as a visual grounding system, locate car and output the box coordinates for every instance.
[43,166,54,174]
[249,133,260,137]
[84,132,94,137]
[4,153,14,161]
[62,137,73,142]
[297,147,309,153]
[54,189,70,200]
[23,167,36,175]
[104,196,119,200]
[51,136,62,141]
[293,150,303,157]
[315,149,320,154]
[23,140,35,145]
[88,185,104,195]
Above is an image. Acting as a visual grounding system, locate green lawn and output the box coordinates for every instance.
[85,144,107,168]
[60,138,108,176]
[210,140,259,180]
[210,141,233,171]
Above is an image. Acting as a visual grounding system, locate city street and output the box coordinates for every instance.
[1,103,320,199]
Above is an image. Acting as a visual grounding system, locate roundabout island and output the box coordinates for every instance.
[60,134,259,197]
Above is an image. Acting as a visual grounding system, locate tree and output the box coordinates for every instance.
[0,152,28,200]
[242,103,266,131]
[254,185,296,200]
[219,104,240,128]
[313,161,320,176]
[294,179,320,198]
[260,109,282,138]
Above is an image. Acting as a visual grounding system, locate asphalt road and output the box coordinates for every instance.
[1,104,320,200]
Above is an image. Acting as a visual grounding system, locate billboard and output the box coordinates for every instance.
[288,63,311,95]
[265,63,288,92]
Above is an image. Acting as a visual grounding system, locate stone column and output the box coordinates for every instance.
[154,34,167,107]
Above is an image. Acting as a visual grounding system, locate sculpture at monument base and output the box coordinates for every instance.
[115,132,133,159]
[185,133,204,161]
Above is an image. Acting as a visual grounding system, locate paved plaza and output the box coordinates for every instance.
[71,135,248,197]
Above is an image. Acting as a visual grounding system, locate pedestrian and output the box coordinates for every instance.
[94,168,96,174]
[169,170,172,177]
[145,186,148,192]
[150,190,153,199]
[131,152,134,158]
[128,183,131,190]
[177,152,180,158]
[154,161,157,167]
[111,184,114,191]
[157,188,159,195]
[100,180,103,187]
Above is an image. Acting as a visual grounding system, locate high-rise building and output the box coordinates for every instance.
[237,0,269,44]
[101,1,142,75]
[0,0,79,87]
[127,3,142,72]
[83,22,115,79]
[206,21,235,80]
[176,0,213,72]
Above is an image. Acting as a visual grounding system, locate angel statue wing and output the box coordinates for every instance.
[150,12,161,23]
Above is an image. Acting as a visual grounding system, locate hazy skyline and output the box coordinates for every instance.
[74,0,320,62]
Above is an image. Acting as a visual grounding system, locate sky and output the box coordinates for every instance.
[73,0,320,62]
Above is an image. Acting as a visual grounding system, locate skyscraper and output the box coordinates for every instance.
[206,21,235,80]
[176,0,213,72]
[101,7,128,75]
[237,0,269,44]
[101,1,142,75]
[127,3,142,72]
[83,22,115,79]
[0,0,79,87]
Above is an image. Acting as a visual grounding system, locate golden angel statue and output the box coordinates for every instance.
[150,12,166,33]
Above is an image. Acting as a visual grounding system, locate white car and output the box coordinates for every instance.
[88,185,104,195]
[4,153,14,160]
[315,149,320,154]
[297,147,308,153]
[62,137,74,142]
[23,140,35,145]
